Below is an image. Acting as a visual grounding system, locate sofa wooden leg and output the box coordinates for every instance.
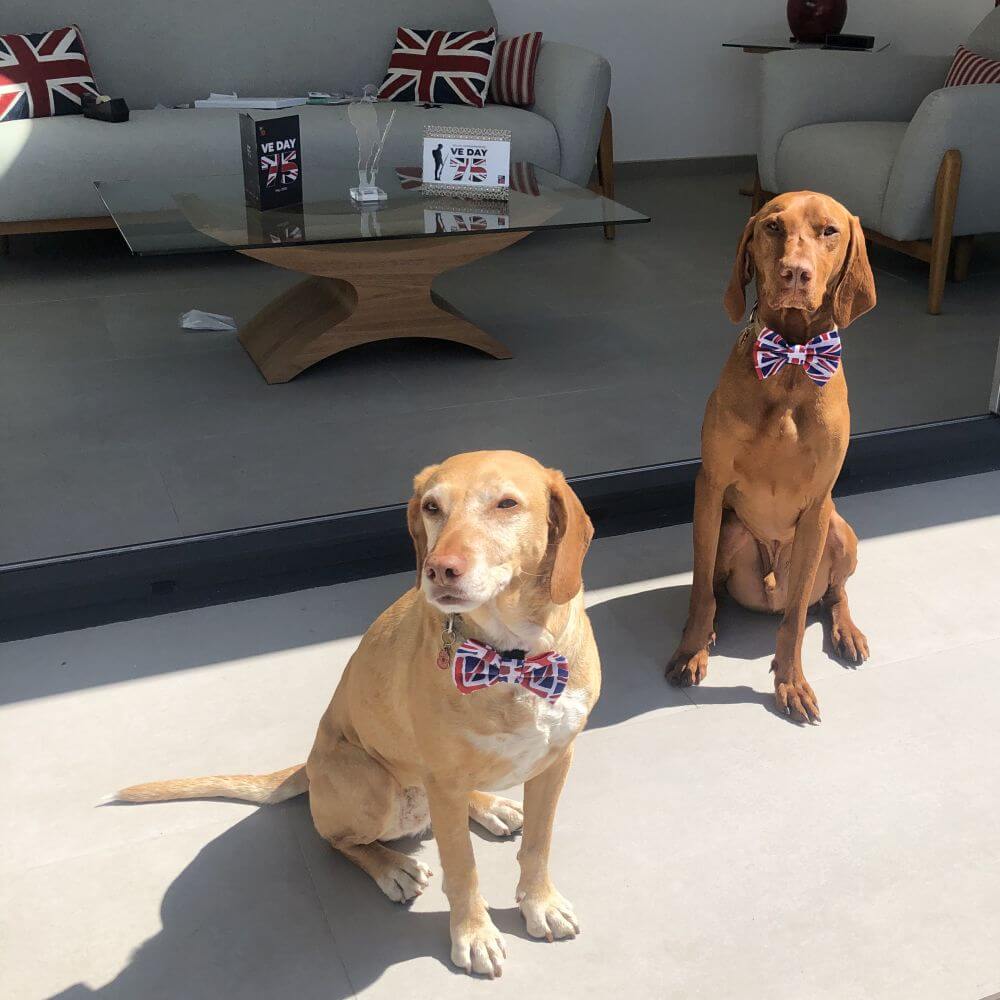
[595,107,615,240]
[751,168,766,215]
[952,235,974,282]
[928,148,961,315]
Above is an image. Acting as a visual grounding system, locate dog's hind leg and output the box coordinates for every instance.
[307,737,433,902]
[713,510,754,596]
[821,510,869,665]
[469,791,524,837]
[337,842,434,902]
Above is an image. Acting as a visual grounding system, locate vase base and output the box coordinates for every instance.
[350,186,387,203]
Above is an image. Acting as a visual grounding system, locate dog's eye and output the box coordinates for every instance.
[497,498,518,509]
[822,225,839,236]
[765,219,781,233]
[422,500,440,514]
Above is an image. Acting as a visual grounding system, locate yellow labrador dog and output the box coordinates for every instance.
[110,450,601,978]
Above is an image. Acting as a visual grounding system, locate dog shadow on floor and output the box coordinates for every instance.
[49,800,485,1000]
[584,582,845,730]
[52,797,602,1000]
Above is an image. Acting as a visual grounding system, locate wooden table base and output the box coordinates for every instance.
[238,231,530,384]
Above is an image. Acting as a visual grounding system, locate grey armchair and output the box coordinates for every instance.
[755,8,1000,313]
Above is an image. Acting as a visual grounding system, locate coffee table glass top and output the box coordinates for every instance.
[95,163,649,256]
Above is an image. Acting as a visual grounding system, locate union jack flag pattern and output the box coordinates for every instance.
[753,327,842,386]
[0,25,98,123]
[378,28,497,108]
[452,640,569,703]
[449,153,487,183]
[261,150,298,188]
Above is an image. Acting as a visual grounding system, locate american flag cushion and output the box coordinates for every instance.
[0,24,99,123]
[489,32,542,107]
[944,44,1000,87]
[378,27,497,108]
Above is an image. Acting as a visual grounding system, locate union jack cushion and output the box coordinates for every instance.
[378,27,497,108]
[489,32,542,107]
[0,24,99,123]
[944,44,1000,87]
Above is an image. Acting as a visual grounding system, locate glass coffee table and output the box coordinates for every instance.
[96,164,649,383]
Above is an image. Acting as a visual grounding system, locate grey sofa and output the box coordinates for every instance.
[756,7,1000,313]
[0,0,612,234]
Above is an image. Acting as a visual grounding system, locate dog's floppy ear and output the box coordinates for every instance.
[406,464,439,588]
[832,214,876,329]
[723,213,758,322]
[547,470,594,605]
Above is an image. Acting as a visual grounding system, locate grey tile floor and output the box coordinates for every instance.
[2,169,999,564]
[2,472,1000,999]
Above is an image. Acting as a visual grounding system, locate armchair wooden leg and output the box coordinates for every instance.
[928,148,962,315]
[595,107,615,240]
[952,235,974,282]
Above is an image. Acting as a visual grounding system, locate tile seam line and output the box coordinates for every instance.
[285,805,361,1000]
[151,459,183,528]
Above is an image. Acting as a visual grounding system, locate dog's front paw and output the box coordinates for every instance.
[469,793,524,837]
[773,670,821,723]
[451,914,507,978]
[516,887,580,941]
[666,646,710,686]
[831,619,869,665]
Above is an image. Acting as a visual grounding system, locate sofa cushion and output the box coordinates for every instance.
[965,7,1000,62]
[490,32,543,107]
[378,27,497,107]
[944,44,1000,86]
[0,103,560,222]
[0,24,99,122]
[775,121,909,230]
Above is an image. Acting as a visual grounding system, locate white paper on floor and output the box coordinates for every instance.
[179,309,237,332]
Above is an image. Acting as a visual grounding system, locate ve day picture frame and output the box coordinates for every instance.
[421,125,512,200]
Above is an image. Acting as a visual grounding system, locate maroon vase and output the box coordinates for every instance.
[786,0,848,43]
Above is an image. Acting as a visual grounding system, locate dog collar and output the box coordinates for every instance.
[753,326,841,386]
[437,615,570,702]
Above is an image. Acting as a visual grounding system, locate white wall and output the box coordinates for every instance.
[492,0,992,161]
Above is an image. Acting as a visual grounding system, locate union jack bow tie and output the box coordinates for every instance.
[753,327,842,386]
[451,640,570,703]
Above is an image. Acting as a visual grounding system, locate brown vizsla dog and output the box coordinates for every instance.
[108,451,600,978]
[666,191,876,722]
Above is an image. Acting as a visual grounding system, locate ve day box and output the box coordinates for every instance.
[240,113,302,211]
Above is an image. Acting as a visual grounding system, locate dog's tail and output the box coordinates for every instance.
[101,763,309,806]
